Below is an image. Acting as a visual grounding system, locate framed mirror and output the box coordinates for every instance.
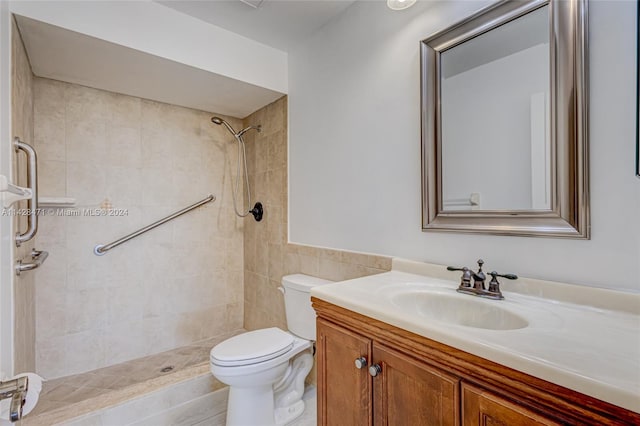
[421,0,589,238]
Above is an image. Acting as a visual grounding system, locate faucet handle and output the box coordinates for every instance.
[490,271,518,280]
[447,266,472,288]
[489,271,518,282]
[446,266,466,272]
[487,271,518,298]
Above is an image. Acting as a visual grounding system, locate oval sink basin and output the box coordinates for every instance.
[390,290,529,330]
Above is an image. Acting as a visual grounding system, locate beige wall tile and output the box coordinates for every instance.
[267,243,284,282]
[298,254,320,277]
[36,336,68,379]
[267,131,287,171]
[367,255,392,270]
[103,322,150,367]
[107,92,141,128]
[33,78,245,378]
[260,98,284,137]
[65,330,108,374]
[318,258,348,282]
[12,18,36,374]
[341,251,370,267]
[254,237,269,276]
[64,288,108,334]
[65,120,107,164]
[35,283,66,340]
[39,160,66,197]
[225,269,244,305]
[66,161,107,206]
[266,167,285,206]
[106,126,141,168]
[33,82,65,162]
[64,84,110,127]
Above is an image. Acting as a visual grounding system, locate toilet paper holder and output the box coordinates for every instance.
[0,377,27,422]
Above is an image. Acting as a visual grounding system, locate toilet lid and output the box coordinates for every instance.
[210,328,294,367]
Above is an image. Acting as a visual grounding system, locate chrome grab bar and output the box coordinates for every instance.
[94,194,216,256]
[16,248,49,276]
[14,137,38,246]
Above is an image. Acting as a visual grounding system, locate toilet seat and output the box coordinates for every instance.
[210,328,294,367]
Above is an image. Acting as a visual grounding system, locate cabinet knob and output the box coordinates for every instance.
[354,357,368,369]
[369,364,382,377]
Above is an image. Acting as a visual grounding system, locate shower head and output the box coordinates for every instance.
[211,116,261,138]
[211,116,237,137]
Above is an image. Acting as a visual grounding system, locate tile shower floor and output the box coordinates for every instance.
[25,329,317,426]
[25,331,243,425]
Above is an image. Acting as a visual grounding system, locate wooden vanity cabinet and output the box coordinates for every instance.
[462,383,561,426]
[317,318,459,426]
[313,298,640,426]
[317,319,372,426]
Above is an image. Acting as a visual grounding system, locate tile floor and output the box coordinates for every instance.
[25,329,318,426]
[290,386,317,426]
[194,386,317,426]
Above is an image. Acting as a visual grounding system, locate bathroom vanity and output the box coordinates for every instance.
[311,260,640,425]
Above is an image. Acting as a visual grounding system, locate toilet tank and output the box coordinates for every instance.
[281,274,333,340]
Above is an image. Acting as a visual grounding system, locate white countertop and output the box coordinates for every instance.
[311,259,640,413]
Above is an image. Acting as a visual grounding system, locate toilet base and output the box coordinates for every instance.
[226,385,276,426]
[211,334,314,426]
[275,400,305,426]
[273,349,314,425]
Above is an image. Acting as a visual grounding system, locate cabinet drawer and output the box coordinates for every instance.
[462,382,561,426]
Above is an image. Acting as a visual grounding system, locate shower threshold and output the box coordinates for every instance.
[23,330,244,426]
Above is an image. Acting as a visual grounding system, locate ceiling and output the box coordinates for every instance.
[16,16,283,118]
[14,0,357,117]
[157,0,357,52]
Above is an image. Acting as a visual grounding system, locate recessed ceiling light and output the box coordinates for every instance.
[387,0,417,11]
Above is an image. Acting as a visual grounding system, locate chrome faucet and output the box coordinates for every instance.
[447,259,517,300]
[0,376,28,422]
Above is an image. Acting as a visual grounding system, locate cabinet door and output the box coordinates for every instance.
[317,319,373,426]
[462,383,562,426]
[372,344,459,426]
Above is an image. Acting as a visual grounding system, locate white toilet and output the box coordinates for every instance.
[210,274,332,426]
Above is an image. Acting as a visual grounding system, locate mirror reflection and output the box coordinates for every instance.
[440,6,550,211]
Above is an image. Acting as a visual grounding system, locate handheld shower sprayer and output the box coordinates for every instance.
[211,116,263,222]
[211,117,262,138]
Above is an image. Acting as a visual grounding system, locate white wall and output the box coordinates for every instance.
[289,0,640,291]
[9,0,288,94]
